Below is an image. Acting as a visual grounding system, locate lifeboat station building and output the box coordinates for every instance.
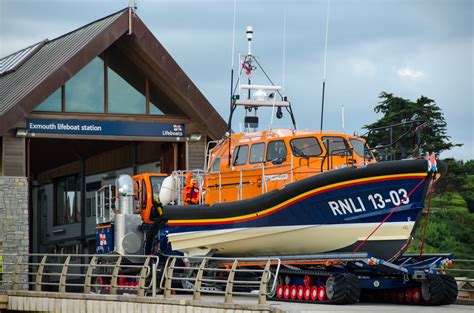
[0,9,227,256]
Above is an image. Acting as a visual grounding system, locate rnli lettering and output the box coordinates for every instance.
[328,189,410,216]
[328,197,366,216]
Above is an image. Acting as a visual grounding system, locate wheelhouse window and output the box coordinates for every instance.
[65,57,105,113]
[210,157,221,173]
[249,143,265,164]
[150,176,166,204]
[54,175,81,225]
[290,137,322,157]
[349,138,365,157]
[233,145,249,166]
[140,179,147,210]
[266,140,287,162]
[322,136,350,156]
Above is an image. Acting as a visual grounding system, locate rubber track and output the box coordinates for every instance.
[328,273,360,304]
[439,275,458,305]
[269,273,360,305]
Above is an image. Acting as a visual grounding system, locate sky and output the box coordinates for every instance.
[1,0,473,160]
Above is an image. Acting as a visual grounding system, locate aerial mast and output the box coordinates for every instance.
[320,0,330,131]
[246,26,254,100]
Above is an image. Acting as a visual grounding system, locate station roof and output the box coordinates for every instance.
[0,8,227,138]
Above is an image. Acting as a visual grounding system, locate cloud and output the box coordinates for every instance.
[350,58,377,79]
[397,67,424,79]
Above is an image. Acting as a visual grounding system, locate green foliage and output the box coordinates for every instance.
[462,173,474,214]
[436,159,474,213]
[364,92,461,158]
[464,160,474,175]
[408,192,474,277]
[436,158,468,194]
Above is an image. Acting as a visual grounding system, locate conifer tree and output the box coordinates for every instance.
[364,92,460,158]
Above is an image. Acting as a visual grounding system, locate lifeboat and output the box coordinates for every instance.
[157,27,443,261]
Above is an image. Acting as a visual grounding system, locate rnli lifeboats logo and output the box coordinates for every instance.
[99,234,107,246]
[162,124,184,137]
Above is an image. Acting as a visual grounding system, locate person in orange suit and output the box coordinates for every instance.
[184,178,200,205]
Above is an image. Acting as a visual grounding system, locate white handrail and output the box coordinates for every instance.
[240,84,281,90]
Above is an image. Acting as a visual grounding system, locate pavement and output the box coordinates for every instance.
[269,301,473,313]
[175,294,472,313]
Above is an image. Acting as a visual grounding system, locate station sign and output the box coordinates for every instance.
[26,118,185,138]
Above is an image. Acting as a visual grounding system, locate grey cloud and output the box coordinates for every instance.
[1,0,472,159]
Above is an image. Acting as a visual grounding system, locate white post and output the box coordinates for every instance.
[219,173,222,203]
[239,170,243,200]
[341,104,345,133]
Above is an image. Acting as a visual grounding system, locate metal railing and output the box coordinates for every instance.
[0,254,159,297]
[0,253,281,305]
[95,185,116,225]
[160,255,281,304]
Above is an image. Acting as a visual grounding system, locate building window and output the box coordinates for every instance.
[65,57,105,113]
[107,66,146,114]
[249,143,265,164]
[148,80,165,115]
[54,175,81,225]
[34,88,62,112]
[106,49,148,115]
[149,101,164,115]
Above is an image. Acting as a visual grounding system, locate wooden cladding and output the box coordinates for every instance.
[2,131,26,176]
[188,139,206,170]
[34,140,169,184]
[84,144,133,176]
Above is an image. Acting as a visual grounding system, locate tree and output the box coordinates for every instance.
[364,92,461,159]
[464,160,474,175]
[435,158,474,214]
[435,158,467,194]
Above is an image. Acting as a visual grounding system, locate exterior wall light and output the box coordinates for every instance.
[188,134,203,142]
[16,128,29,137]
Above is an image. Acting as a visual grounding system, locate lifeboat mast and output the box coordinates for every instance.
[226,26,297,166]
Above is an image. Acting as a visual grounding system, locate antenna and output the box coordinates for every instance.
[282,9,286,93]
[320,0,330,131]
[246,26,254,100]
[341,104,345,133]
[246,26,254,55]
[230,0,237,115]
